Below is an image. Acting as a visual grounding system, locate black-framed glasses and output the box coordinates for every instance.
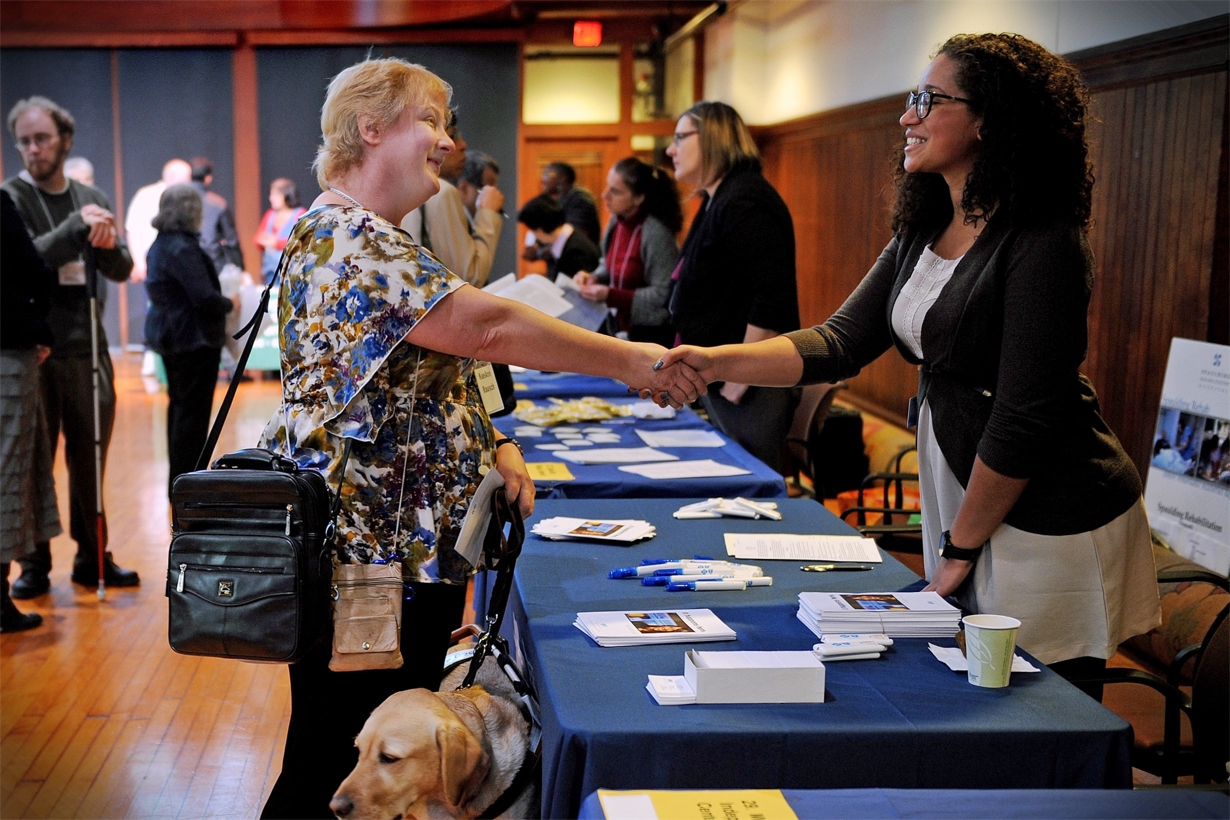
[671,130,698,146]
[906,90,975,119]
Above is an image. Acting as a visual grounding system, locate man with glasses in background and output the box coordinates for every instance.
[2,96,140,597]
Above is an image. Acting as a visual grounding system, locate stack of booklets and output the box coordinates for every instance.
[796,591,961,638]
[532,517,655,544]
[574,609,737,647]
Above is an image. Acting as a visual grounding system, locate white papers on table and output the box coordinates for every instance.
[724,533,881,562]
[574,609,736,647]
[536,443,570,451]
[531,517,656,543]
[453,468,504,568]
[927,644,1040,673]
[619,459,751,480]
[513,426,544,438]
[635,429,726,448]
[797,591,961,638]
[483,272,573,318]
[629,401,676,419]
[556,447,678,464]
[646,675,696,705]
[587,434,622,443]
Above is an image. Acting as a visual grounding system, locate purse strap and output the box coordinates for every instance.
[460,490,525,690]
[195,275,278,471]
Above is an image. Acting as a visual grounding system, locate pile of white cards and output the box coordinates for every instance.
[797,591,961,638]
[811,633,894,661]
[673,498,781,520]
[532,517,656,544]
[574,609,736,647]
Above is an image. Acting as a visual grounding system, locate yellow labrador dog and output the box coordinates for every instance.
[330,665,535,820]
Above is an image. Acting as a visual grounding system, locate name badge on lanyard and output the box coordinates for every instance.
[59,258,86,286]
[474,362,505,416]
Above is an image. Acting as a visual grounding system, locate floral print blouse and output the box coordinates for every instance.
[258,204,496,584]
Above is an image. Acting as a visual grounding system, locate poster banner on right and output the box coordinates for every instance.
[1144,338,1230,575]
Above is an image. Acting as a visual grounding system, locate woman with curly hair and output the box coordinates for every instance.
[657,33,1160,692]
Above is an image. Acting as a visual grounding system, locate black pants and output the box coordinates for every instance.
[30,353,115,565]
[701,385,800,475]
[162,347,221,497]
[1049,655,1107,702]
[261,580,467,819]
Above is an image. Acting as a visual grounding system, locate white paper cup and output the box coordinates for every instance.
[962,614,1021,688]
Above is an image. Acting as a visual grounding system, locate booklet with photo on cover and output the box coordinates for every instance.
[797,591,961,638]
[574,609,737,647]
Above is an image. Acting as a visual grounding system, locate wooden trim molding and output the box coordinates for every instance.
[232,44,262,278]
[1066,13,1228,90]
[0,30,240,48]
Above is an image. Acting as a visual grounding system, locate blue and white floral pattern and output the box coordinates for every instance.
[259,205,495,583]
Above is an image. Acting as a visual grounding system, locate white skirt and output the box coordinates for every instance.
[917,401,1160,665]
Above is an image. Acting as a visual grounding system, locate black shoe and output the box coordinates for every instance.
[71,552,140,587]
[10,570,50,599]
[0,601,42,632]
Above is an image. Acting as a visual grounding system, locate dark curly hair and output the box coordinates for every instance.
[891,33,1094,233]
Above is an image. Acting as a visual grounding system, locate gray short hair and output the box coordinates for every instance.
[152,183,203,234]
[461,151,499,189]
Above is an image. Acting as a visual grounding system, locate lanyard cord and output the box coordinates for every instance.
[30,179,80,235]
[610,221,643,293]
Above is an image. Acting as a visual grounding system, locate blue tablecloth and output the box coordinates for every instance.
[512,369,632,400]
[494,399,786,499]
[579,788,1230,819]
[492,498,1134,818]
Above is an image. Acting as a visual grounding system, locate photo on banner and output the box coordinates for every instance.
[1143,338,1230,574]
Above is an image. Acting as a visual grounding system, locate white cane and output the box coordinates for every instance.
[85,247,106,601]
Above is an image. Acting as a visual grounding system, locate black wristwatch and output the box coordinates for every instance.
[941,530,984,562]
[495,437,523,456]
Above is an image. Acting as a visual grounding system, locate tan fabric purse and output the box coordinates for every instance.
[329,561,405,671]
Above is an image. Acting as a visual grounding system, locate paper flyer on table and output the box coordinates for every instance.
[635,429,726,448]
[620,459,751,479]
[598,790,798,820]
[927,644,1040,673]
[556,447,678,464]
[724,533,881,562]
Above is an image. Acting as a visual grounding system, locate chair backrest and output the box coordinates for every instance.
[1191,605,1229,783]
[786,382,844,478]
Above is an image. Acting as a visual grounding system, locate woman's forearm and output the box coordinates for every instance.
[407,285,704,398]
[709,336,805,386]
[949,457,1029,548]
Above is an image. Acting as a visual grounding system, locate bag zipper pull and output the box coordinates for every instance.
[177,563,187,593]
[285,504,293,536]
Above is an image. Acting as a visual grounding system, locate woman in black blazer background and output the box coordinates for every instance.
[665,101,801,473]
[144,183,237,498]
[657,34,1160,695]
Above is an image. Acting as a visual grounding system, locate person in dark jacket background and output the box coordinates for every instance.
[0,189,61,630]
[144,183,237,497]
[517,194,601,282]
[666,101,801,473]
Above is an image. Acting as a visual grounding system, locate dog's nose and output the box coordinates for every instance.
[329,793,354,818]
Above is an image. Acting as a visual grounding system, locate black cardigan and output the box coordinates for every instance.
[786,216,1141,536]
[669,166,800,348]
[143,230,234,356]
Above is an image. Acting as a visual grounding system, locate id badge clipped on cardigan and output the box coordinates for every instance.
[474,363,506,416]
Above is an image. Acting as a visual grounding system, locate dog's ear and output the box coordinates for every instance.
[438,723,489,808]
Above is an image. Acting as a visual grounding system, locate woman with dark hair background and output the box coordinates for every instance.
[665,101,801,473]
[254,177,306,281]
[574,157,681,347]
[144,183,237,498]
[658,33,1160,695]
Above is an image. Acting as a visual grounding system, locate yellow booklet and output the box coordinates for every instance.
[525,462,575,482]
[596,789,797,820]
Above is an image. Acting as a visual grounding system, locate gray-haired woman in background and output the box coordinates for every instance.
[144,183,236,497]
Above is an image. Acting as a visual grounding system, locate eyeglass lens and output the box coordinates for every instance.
[17,133,55,150]
[906,91,932,119]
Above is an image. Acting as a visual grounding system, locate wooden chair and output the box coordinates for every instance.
[840,444,923,553]
[1073,574,1229,785]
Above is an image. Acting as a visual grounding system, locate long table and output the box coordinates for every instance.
[493,399,786,499]
[511,369,631,400]
[496,498,1133,818]
[579,788,1230,819]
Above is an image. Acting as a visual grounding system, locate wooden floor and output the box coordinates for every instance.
[2,354,287,819]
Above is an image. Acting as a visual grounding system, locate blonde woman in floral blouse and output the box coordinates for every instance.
[258,58,705,819]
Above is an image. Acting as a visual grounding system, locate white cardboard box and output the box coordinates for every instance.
[683,650,826,703]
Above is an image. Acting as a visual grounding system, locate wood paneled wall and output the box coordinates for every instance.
[755,16,1229,477]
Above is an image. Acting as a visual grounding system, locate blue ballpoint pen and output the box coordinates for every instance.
[666,580,748,591]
